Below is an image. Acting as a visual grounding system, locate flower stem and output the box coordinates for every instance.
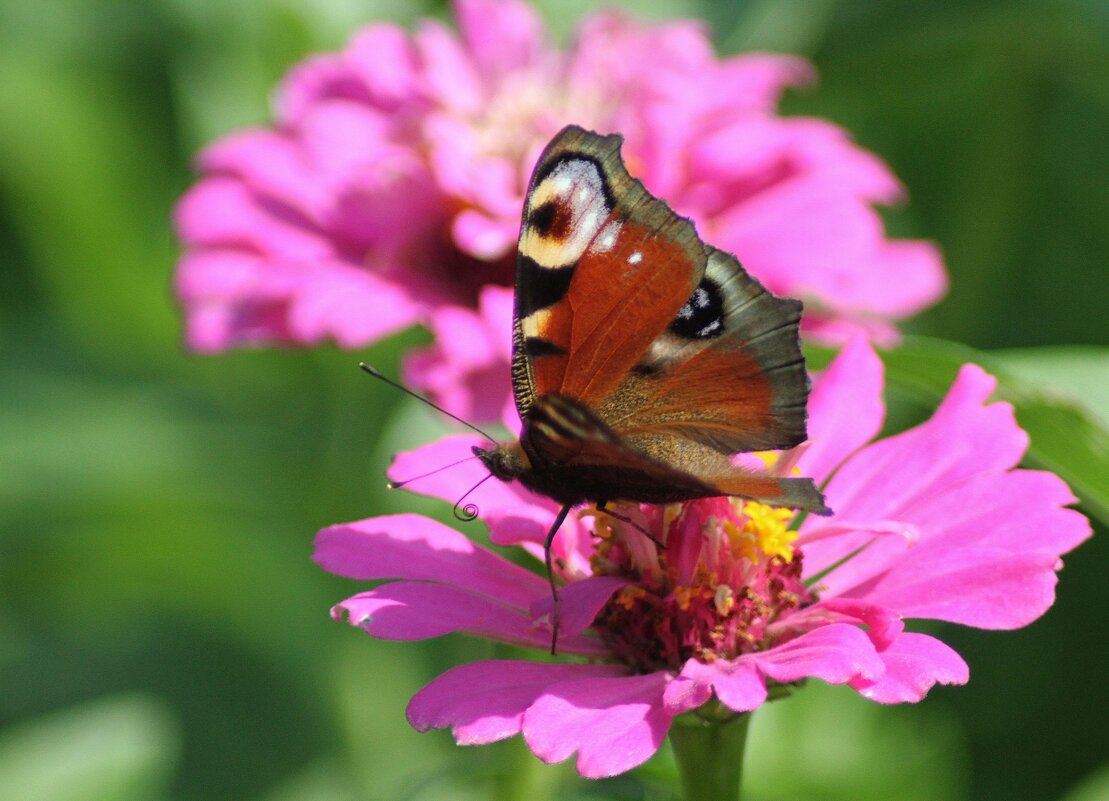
[669,708,751,801]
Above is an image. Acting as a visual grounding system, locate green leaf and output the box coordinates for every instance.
[1060,764,1109,801]
[806,337,1109,525]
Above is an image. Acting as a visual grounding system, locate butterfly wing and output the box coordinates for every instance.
[597,246,809,454]
[520,395,828,513]
[511,126,825,513]
[511,126,703,419]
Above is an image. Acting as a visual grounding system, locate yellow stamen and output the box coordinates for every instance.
[742,501,798,563]
[723,518,762,562]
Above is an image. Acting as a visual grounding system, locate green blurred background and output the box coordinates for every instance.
[1,0,1106,799]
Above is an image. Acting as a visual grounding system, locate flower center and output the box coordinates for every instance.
[590,499,812,674]
[469,67,616,174]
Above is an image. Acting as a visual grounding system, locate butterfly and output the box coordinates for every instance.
[469,125,829,642]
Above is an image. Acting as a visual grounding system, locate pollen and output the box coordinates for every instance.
[742,501,798,563]
[753,450,780,469]
[674,585,695,610]
[615,586,647,610]
[713,584,735,615]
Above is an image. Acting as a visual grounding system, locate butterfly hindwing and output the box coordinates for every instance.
[520,395,827,512]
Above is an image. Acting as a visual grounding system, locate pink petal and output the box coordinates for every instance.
[850,633,968,703]
[720,180,885,293]
[523,672,672,778]
[334,581,604,654]
[345,24,420,107]
[179,302,237,353]
[384,435,584,559]
[529,576,628,638]
[288,263,421,346]
[386,433,493,502]
[898,469,1091,557]
[805,365,1029,585]
[798,337,885,485]
[780,118,903,203]
[664,658,764,714]
[335,581,530,641]
[750,623,884,686]
[420,304,497,371]
[455,0,546,77]
[423,114,520,216]
[403,347,513,423]
[174,178,330,260]
[714,54,815,111]
[665,624,884,716]
[295,100,392,182]
[408,660,627,744]
[838,365,1026,516]
[413,20,484,114]
[840,469,1089,629]
[313,514,546,608]
[198,128,327,216]
[386,435,563,536]
[845,546,1063,629]
[787,598,905,650]
[452,209,518,260]
[174,249,287,301]
[402,285,516,422]
[476,283,516,359]
[846,240,947,316]
[803,314,902,348]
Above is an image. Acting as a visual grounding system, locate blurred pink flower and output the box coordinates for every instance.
[174,0,945,372]
[313,339,1089,777]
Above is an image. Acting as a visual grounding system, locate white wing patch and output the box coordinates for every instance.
[592,220,623,253]
[519,158,610,268]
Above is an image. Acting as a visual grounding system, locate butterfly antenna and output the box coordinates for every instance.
[452,473,494,522]
[387,454,482,490]
[359,363,496,443]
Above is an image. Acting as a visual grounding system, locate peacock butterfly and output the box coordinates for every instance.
[471,125,830,641]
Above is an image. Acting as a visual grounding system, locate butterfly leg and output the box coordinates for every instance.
[544,503,572,655]
[595,500,666,550]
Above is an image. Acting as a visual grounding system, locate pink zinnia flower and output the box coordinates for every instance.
[174,0,945,391]
[313,339,1090,778]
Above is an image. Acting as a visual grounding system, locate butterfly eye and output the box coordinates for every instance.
[473,445,521,482]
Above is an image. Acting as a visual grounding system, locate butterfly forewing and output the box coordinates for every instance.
[513,127,704,417]
[599,246,809,454]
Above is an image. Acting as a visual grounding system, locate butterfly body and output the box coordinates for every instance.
[479,125,830,519]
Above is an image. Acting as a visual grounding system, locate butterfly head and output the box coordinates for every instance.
[472,443,525,483]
